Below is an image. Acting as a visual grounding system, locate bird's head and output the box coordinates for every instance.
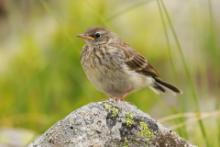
[77,27,117,45]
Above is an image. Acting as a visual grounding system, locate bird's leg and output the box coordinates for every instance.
[111,96,124,101]
[118,86,132,101]
[108,96,119,101]
[119,96,125,101]
[114,85,133,101]
[115,94,127,101]
[113,96,122,101]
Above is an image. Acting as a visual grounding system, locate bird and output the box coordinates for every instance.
[78,27,181,100]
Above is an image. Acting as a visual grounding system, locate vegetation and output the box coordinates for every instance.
[0,0,219,146]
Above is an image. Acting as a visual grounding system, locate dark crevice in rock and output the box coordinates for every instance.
[102,102,120,129]
[48,138,54,144]
[106,112,118,128]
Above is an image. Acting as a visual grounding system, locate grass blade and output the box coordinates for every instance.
[156,0,188,138]
[159,0,210,146]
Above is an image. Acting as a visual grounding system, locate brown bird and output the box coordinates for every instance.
[78,27,181,100]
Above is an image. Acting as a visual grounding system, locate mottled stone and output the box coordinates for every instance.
[29,100,196,147]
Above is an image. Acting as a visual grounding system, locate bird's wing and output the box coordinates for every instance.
[110,42,159,77]
[125,50,159,77]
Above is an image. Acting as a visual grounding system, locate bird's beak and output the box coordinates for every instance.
[77,34,94,40]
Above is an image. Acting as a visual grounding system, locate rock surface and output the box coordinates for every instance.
[29,100,196,147]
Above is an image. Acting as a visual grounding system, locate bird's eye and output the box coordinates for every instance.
[94,32,101,38]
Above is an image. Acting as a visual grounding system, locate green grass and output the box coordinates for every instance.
[0,0,219,146]
[158,0,209,146]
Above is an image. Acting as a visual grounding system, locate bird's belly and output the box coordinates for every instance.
[84,66,134,97]
[81,47,150,97]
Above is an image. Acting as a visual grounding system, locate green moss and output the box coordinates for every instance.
[103,103,119,117]
[122,137,129,147]
[138,121,154,139]
[125,112,134,127]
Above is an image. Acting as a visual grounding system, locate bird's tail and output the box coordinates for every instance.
[151,77,181,95]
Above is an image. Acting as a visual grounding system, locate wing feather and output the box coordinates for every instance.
[109,42,181,94]
[109,42,159,77]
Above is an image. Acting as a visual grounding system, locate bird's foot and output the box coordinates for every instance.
[114,95,126,101]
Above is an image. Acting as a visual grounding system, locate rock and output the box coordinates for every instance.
[29,100,196,147]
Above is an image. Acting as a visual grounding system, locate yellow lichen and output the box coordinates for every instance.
[103,103,119,117]
[104,103,111,111]
[138,121,154,138]
[125,112,134,126]
[122,138,129,147]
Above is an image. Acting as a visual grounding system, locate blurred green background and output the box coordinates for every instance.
[0,0,219,146]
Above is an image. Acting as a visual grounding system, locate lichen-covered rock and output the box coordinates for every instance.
[29,100,196,147]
